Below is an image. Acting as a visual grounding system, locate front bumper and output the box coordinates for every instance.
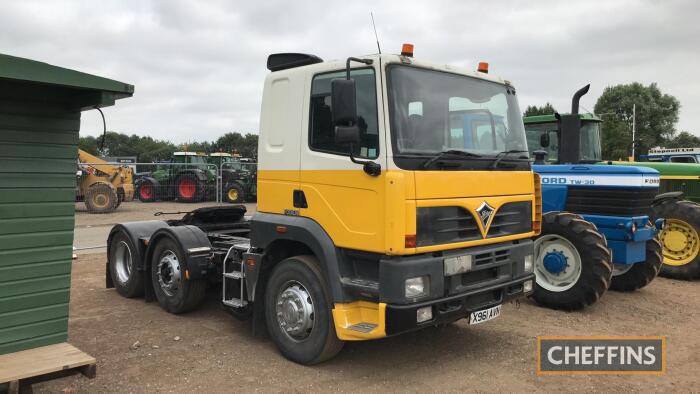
[385,273,534,336]
[334,240,535,340]
[582,214,660,264]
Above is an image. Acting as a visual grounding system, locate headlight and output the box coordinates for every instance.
[524,254,534,273]
[444,254,473,276]
[524,280,533,293]
[405,276,429,298]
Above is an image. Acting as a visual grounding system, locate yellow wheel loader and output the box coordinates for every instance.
[76,149,134,213]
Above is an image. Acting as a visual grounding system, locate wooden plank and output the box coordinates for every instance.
[0,343,95,383]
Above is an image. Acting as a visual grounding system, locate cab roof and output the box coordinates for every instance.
[524,113,602,124]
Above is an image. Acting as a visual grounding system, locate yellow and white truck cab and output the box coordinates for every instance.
[106,47,541,365]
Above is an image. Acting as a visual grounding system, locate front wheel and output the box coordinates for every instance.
[651,200,700,279]
[531,212,612,310]
[224,182,245,203]
[610,238,662,291]
[85,183,118,213]
[265,255,344,365]
[150,238,206,314]
[176,174,204,203]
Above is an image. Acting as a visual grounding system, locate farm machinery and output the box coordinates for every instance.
[208,152,257,203]
[524,107,700,280]
[136,152,217,203]
[76,149,134,213]
[521,85,664,309]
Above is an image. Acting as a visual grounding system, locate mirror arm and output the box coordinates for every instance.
[348,143,381,177]
[345,57,373,79]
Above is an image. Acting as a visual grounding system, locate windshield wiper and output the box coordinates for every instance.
[422,150,482,169]
[490,150,529,169]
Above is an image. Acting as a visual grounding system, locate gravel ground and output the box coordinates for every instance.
[33,253,700,393]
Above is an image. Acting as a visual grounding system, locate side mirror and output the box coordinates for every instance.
[331,79,357,126]
[540,132,550,148]
[335,125,360,146]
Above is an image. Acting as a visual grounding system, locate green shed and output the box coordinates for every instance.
[0,54,133,355]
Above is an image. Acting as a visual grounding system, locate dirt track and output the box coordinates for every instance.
[34,253,700,393]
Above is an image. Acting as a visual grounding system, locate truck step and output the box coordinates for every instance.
[223,271,244,279]
[341,278,379,294]
[348,322,378,333]
[223,299,248,308]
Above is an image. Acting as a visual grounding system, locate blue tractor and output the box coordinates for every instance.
[525,85,664,310]
[453,85,663,310]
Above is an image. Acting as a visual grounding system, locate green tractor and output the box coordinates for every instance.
[524,114,700,280]
[209,152,257,203]
[136,151,217,203]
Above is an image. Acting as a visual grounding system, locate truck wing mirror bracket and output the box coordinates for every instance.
[330,57,381,177]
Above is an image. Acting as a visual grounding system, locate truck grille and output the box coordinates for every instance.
[565,187,657,216]
[487,201,532,238]
[416,206,480,247]
[416,202,532,247]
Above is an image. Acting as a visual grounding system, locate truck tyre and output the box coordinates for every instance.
[650,200,700,279]
[108,231,144,298]
[176,174,204,203]
[610,238,662,291]
[224,182,245,203]
[264,255,344,365]
[137,181,157,203]
[150,237,206,314]
[85,183,118,213]
[532,212,612,310]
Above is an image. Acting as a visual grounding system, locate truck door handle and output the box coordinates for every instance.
[293,190,308,208]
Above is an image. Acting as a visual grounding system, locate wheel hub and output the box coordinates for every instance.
[661,219,700,266]
[228,189,238,201]
[542,250,568,274]
[114,241,132,284]
[534,234,583,292]
[157,251,181,297]
[276,282,314,340]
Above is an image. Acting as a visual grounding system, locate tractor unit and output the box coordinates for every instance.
[525,113,700,280]
[522,85,664,310]
[136,151,217,203]
[106,48,541,364]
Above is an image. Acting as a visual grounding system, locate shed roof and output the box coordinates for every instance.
[0,53,133,108]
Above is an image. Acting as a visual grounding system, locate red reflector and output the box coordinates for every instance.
[275,226,287,233]
[246,258,256,268]
[405,234,417,248]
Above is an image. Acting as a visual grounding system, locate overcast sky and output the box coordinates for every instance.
[1,0,697,143]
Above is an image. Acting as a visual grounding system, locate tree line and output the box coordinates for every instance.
[80,132,258,163]
[523,82,697,160]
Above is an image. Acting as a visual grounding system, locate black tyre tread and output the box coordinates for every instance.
[610,238,662,291]
[265,255,344,365]
[650,200,700,279]
[108,231,144,298]
[150,238,207,314]
[85,183,118,213]
[532,212,613,311]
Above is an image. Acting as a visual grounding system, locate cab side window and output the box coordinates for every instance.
[309,69,379,159]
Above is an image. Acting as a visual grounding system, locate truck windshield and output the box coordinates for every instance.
[387,65,528,168]
[524,121,602,162]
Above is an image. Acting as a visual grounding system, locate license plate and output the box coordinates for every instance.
[469,304,501,325]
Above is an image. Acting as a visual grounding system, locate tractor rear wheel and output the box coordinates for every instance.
[176,174,204,203]
[85,183,118,213]
[137,181,157,202]
[610,238,662,291]
[651,200,700,279]
[532,212,612,310]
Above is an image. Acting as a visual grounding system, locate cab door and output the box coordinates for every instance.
[299,65,387,253]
